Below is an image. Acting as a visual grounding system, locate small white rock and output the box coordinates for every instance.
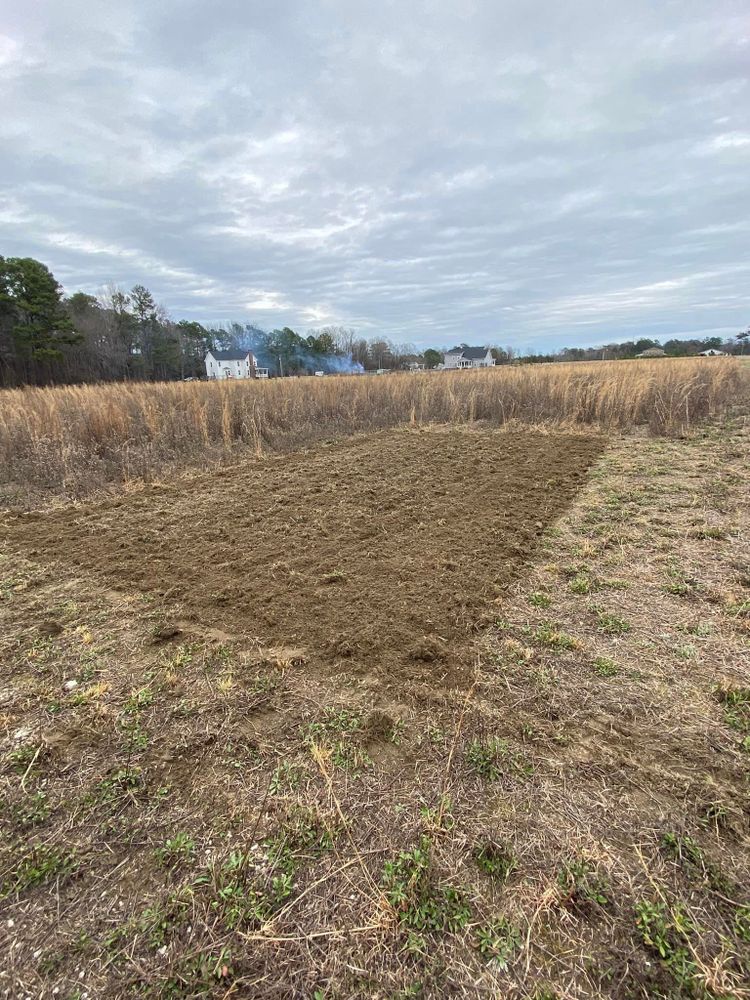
[63,679,78,692]
[12,727,31,742]
[7,919,14,928]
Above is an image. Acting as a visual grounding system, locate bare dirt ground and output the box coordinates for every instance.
[0,428,603,696]
[0,421,748,999]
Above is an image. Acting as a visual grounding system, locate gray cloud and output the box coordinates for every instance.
[1,0,749,350]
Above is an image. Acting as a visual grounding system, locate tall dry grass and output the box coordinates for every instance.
[0,359,746,502]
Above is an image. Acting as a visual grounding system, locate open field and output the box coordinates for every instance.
[0,358,745,505]
[0,366,749,999]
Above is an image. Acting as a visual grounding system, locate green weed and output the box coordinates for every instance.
[532,623,580,651]
[466,738,508,781]
[159,947,233,998]
[593,656,618,678]
[529,592,551,609]
[473,840,516,880]
[1,844,78,898]
[474,916,521,967]
[270,761,304,794]
[569,573,596,595]
[155,832,196,868]
[714,686,750,735]
[382,837,471,933]
[596,611,630,635]
[635,899,697,994]
[557,858,611,909]
[12,790,50,828]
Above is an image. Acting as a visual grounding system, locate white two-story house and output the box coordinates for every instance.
[443,346,495,369]
[205,349,257,380]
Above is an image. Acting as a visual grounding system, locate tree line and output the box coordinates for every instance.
[0,254,747,387]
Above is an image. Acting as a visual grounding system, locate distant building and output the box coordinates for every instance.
[443,346,495,369]
[205,349,257,380]
[699,349,726,357]
[635,347,667,359]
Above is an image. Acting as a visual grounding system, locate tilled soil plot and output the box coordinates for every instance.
[2,428,603,690]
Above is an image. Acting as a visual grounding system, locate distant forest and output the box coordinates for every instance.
[1,255,748,387]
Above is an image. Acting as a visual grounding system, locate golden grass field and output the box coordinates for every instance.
[0,358,745,504]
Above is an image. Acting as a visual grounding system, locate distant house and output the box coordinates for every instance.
[699,349,726,357]
[205,349,257,380]
[443,346,495,369]
[635,347,667,359]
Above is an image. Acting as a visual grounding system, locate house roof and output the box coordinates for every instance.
[208,349,252,361]
[445,345,491,359]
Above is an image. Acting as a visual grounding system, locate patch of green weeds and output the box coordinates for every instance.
[401,930,428,959]
[304,706,362,740]
[137,896,191,950]
[714,686,750,735]
[684,621,712,638]
[249,671,279,695]
[474,916,521,967]
[734,905,750,943]
[158,947,233,999]
[304,706,370,773]
[663,563,697,597]
[329,740,371,773]
[7,744,44,774]
[466,738,508,781]
[635,899,698,994]
[155,832,196,869]
[12,790,50,828]
[557,857,611,910]
[593,656,619,678]
[389,719,405,745]
[207,809,333,932]
[532,622,580,651]
[382,836,470,933]
[699,802,728,831]
[529,592,551,609]
[419,795,455,832]
[473,839,516,880]
[124,686,155,714]
[570,573,597,595]
[164,643,199,671]
[270,760,304,794]
[95,767,143,806]
[674,643,698,661]
[268,805,335,858]
[0,844,78,898]
[212,852,291,929]
[595,611,630,635]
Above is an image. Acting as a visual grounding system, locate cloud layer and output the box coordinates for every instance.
[1,0,748,350]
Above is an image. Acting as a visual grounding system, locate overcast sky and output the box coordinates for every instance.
[1,1,748,351]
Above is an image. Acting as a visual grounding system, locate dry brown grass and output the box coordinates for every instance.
[0,358,746,503]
